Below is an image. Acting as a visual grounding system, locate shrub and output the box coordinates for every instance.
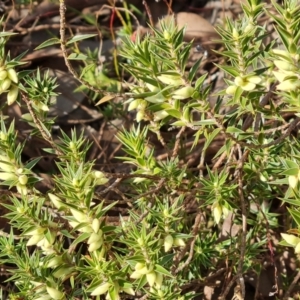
[0,0,300,299]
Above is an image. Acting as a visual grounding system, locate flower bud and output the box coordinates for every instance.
[49,193,64,209]
[213,203,222,224]
[172,86,195,100]
[222,206,229,218]
[0,70,7,80]
[137,100,147,110]
[288,175,298,189]
[16,183,28,195]
[155,272,163,288]
[53,266,73,278]
[157,74,183,86]
[232,28,239,39]
[163,30,171,40]
[92,218,101,233]
[146,271,156,287]
[122,287,135,296]
[174,237,186,247]
[128,99,140,111]
[72,178,80,187]
[137,237,144,246]
[88,239,102,252]
[164,234,174,252]
[130,270,143,279]
[88,232,102,244]
[21,113,33,122]
[39,103,49,111]
[94,171,105,178]
[70,208,89,223]
[91,282,110,296]
[134,262,145,271]
[27,234,44,246]
[18,174,28,185]
[0,132,7,141]
[7,85,19,105]
[46,256,63,268]
[7,68,18,83]
[157,290,164,297]
[1,78,11,91]
[46,287,64,300]
[69,222,93,233]
[244,23,254,33]
[136,110,145,122]
[95,177,109,185]
[153,110,169,121]
[24,227,45,236]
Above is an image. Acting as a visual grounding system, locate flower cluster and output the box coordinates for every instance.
[0,64,19,105]
[281,233,300,254]
[272,49,300,92]
[0,145,28,195]
[226,75,262,94]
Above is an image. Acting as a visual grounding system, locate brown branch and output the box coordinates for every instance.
[283,268,300,300]
[21,92,62,156]
[234,146,249,299]
[172,126,186,158]
[172,212,202,275]
[59,0,123,97]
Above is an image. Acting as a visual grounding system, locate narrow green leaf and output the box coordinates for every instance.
[0,32,18,37]
[188,58,202,82]
[195,74,208,90]
[165,109,181,118]
[68,53,88,60]
[288,207,300,227]
[35,38,60,50]
[203,128,222,151]
[226,127,244,133]
[284,159,299,169]
[70,232,91,247]
[280,168,299,176]
[66,34,97,45]
[215,64,239,77]
[155,264,173,277]
[24,157,41,170]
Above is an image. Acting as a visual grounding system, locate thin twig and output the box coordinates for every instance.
[142,0,154,27]
[0,230,21,240]
[235,145,249,299]
[181,267,227,291]
[172,126,186,158]
[96,177,123,195]
[173,212,202,275]
[21,93,62,156]
[58,0,123,97]
[283,268,300,300]
[219,275,239,300]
